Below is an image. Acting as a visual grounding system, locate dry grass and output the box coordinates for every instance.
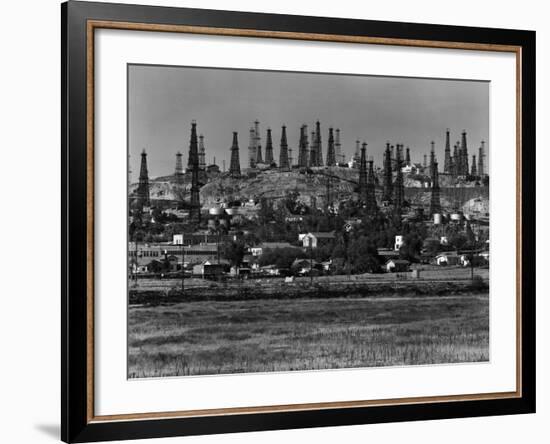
[128,293,489,378]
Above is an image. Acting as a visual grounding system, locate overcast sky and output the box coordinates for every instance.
[129,64,489,180]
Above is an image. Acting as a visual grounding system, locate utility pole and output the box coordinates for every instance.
[180,234,185,292]
[343,229,351,281]
[133,234,140,287]
[217,227,221,264]
[309,241,314,286]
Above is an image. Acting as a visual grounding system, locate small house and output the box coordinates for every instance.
[291,258,318,275]
[299,231,336,249]
[434,253,461,266]
[385,259,410,273]
[192,260,228,277]
[394,235,404,251]
[260,265,280,276]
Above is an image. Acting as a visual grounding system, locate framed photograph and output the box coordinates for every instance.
[62,1,535,442]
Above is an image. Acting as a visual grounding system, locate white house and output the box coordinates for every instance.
[435,253,462,266]
[394,235,404,251]
[385,259,410,272]
[249,246,263,257]
[300,232,335,248]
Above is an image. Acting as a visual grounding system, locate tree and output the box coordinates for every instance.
[258,247,306,269]
[312,244,333,262]
[423,238,441,256]
[283,189,301,214]
[331,240,347,260]
[465,222,476,247]
[347,236,381,273]
[399,234,423,262]
[258,198,275,226]
[147,260,163,273]
[221,240,246,267]
[448,232,468,250]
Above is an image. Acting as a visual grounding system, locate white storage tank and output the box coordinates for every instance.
[450,213,462,221]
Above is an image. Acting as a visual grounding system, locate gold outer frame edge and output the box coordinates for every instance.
[86,19,523,423]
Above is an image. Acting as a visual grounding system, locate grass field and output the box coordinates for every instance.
[128,293,489,378]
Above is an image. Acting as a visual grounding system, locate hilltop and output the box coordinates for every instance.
[130,167,488,212]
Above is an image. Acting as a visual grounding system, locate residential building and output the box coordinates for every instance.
[385,259,410,272]
[299,231,336,248]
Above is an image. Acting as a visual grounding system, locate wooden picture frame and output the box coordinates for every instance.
[62,1,536,442]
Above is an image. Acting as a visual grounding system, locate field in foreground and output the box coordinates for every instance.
[128,293,489,378]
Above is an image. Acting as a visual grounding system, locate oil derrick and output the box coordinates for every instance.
[265,128,274,166]
[198,135,206,170]
[229,132,241,178]
[399,145,406,168]
[351,140,361,168]
[423,153,427,170]
[256,143,263,164]
[471,155,477,176]
[137,149,150,209]
[391,145,396,170]
[449,155,456,179]
[452,142,459,177]
[393,148,404,214]
[326,127,336,166]
[353,140,361,167]
[188,122,201,222]
[174,151,184,184]
[279,125,290,171]
[478,140,486,177]
[443,128,452,173]
[460,131,469,175]
[309,130,317,166]
[429,141,436,178]
[198,134,207,184]
[430,161,441,215]
[405,146,411,165]
[383,142,393,202]
[358,142,368,204]
[248,127,256,169]
[298,125,308,168]
[366,157,378,215]
[315,120,323,166]
[304,128,310,165]
[335,129,342,164]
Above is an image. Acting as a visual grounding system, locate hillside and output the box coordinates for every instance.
[130,167,488,211]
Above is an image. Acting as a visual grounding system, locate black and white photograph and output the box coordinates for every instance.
[127,64,490,378]
[1,0,544,442]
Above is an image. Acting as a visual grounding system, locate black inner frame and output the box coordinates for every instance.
[62,1,536,442]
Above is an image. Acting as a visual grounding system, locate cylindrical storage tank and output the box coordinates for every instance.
[450,213,462,221]
[433,213,442,225]
[225,208,235,216]
[209,207,222,216]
